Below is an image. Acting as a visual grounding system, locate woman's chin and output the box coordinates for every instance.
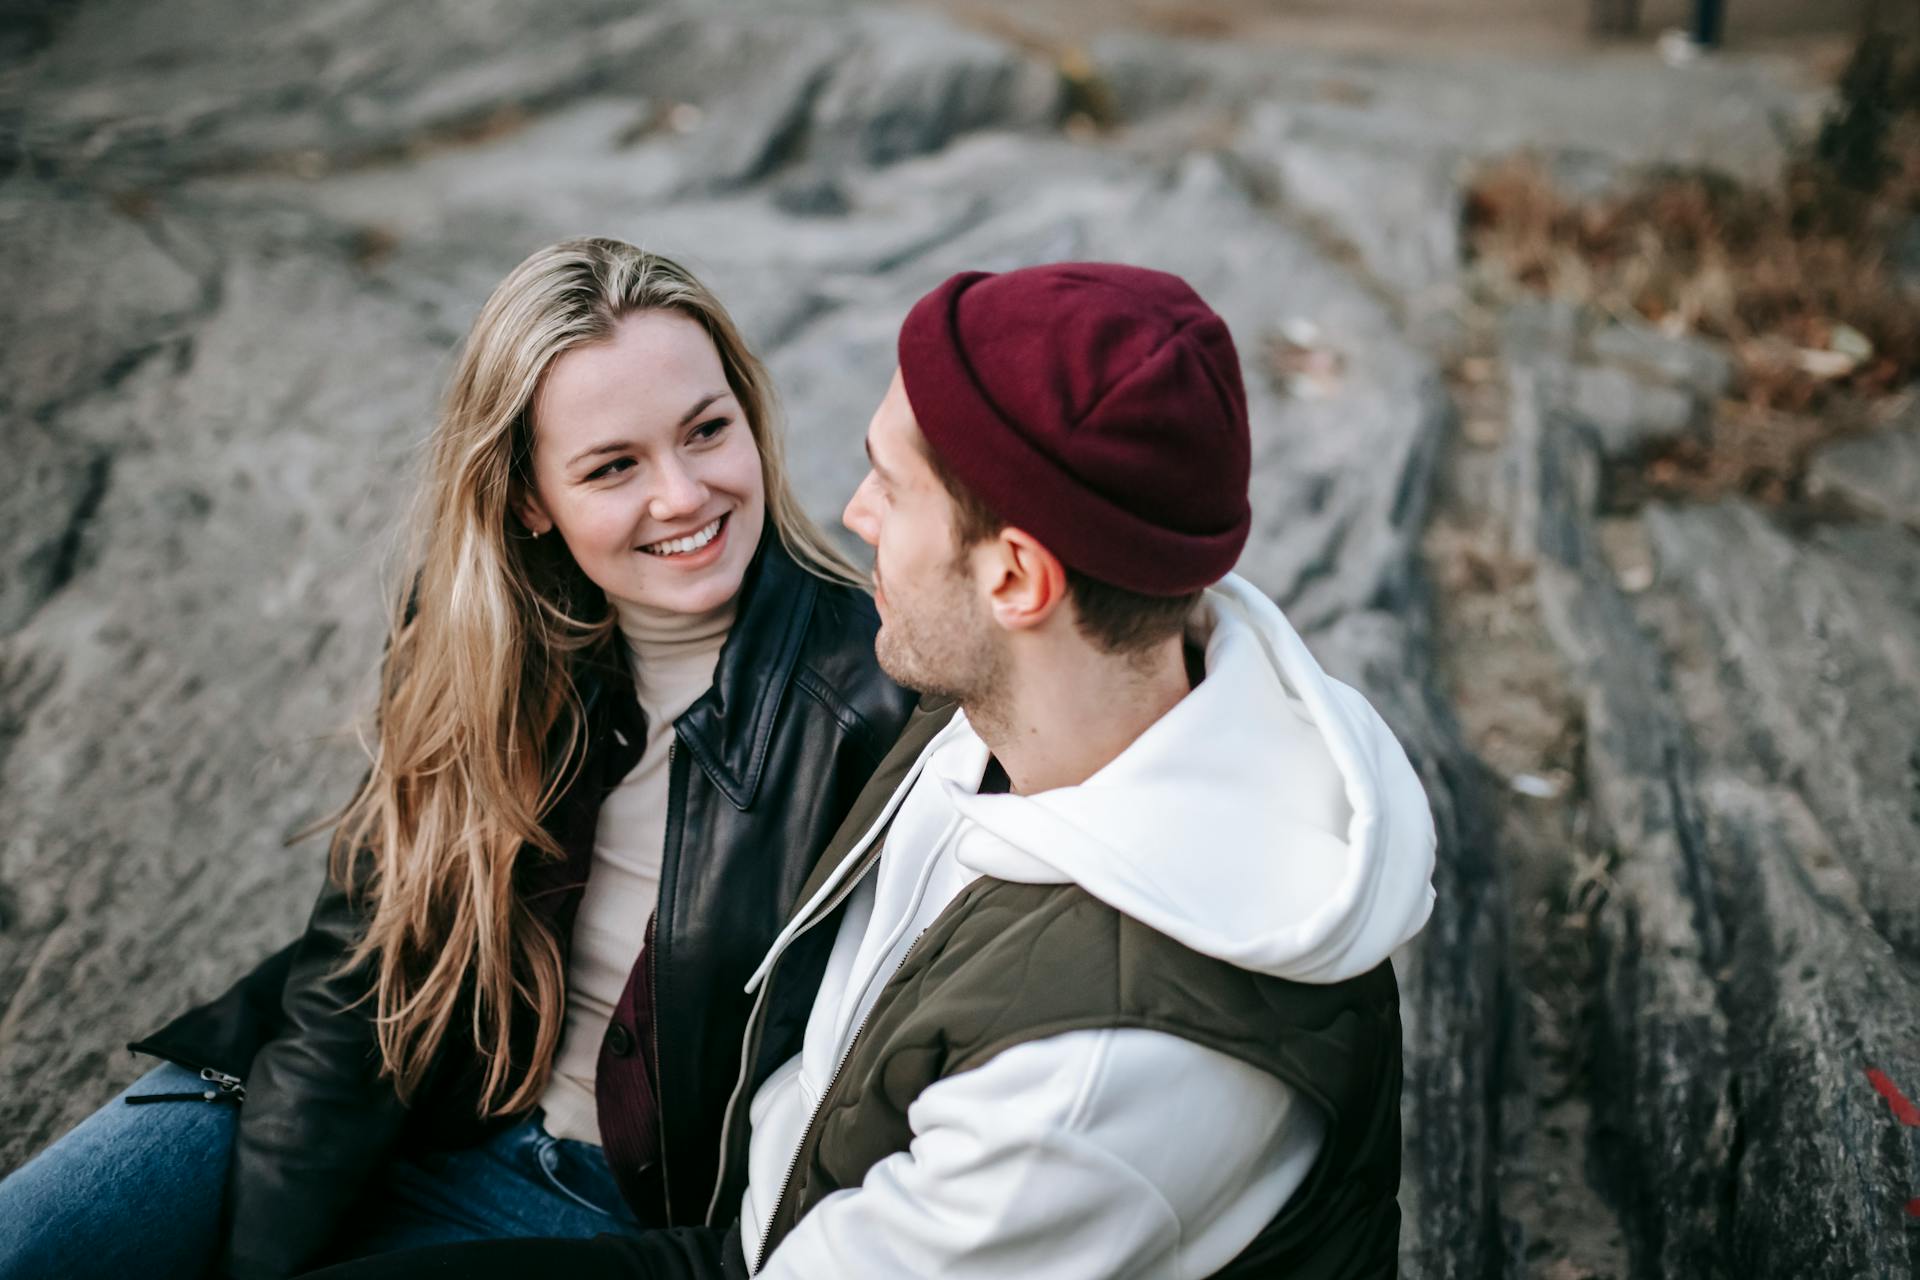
[611,551,750,616]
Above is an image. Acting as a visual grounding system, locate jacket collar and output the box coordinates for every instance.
[578,532,820,812]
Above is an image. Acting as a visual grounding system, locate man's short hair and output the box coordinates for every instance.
[922,438,1200,656]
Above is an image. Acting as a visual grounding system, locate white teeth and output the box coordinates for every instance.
[642,517,722,557]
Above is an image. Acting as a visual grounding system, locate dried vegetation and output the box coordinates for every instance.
[1461,31,1920,502]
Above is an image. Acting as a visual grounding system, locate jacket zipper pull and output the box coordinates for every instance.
[200,1067,247,1101]
[124,1065,247,1106]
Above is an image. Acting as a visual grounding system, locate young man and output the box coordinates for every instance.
[315,264,1437,1279]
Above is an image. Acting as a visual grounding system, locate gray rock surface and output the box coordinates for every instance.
[1491,302,1920,1277]
[1564,361,1702,459]
[1805,411,1920,528]
[2,3,1911,1277]
[1587,316,1739,401]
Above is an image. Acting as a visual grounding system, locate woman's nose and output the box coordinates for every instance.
[649,457,708,521]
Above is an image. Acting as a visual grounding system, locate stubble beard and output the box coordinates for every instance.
[873,555,1011,736]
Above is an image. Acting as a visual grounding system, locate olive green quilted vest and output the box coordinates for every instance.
[759,863,1405,1278]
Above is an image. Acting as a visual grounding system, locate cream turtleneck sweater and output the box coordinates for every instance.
[538,593,735,1146]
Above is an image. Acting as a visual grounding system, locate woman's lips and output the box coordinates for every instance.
[638,512,730,567]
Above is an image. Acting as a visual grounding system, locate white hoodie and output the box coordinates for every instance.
[737,575,1437,1278]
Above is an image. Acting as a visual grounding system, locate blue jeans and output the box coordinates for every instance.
[0,1062,647,1279]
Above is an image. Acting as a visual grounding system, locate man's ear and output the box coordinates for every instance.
[513,484,555,537]
[983,528,1067,632]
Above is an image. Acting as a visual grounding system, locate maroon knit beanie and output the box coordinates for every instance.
[897,262,1251,597]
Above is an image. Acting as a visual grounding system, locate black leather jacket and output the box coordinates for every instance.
[129,537,913,1279]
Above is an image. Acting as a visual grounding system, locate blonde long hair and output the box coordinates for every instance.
[334,237,859,1114]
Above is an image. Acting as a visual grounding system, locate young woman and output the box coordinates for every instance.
[0,238,914,1279]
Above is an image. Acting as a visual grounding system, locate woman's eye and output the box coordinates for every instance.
[691,418,729,442]
[587,457,635,481]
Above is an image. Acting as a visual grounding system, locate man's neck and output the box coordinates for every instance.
[965,634,1192,796]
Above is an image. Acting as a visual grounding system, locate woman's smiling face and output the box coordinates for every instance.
[518,309,766,615]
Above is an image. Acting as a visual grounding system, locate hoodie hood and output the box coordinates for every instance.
[946,574,1436,984]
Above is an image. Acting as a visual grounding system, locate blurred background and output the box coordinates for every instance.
[4,1,1919,1275]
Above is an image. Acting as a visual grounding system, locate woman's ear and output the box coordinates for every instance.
[512,487,555,537]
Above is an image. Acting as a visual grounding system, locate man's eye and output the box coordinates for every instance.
[587,458,635,481]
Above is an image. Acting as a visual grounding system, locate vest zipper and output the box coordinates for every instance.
[705,722,954,1226]
[704,835,891,1225]
[752,925,931,1275]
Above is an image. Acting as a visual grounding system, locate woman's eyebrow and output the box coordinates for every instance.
[567,392,733,468]
[677,390,728,426]
[568,438,635,468]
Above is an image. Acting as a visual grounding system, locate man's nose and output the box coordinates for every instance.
[843,472,880,546]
